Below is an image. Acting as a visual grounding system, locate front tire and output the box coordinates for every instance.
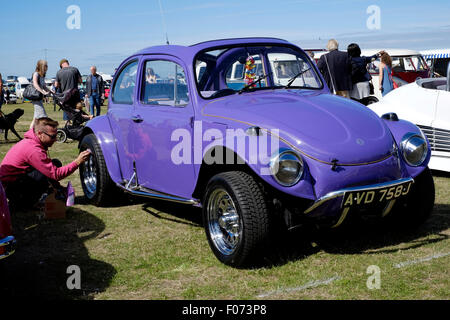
[79,133,117,206]
[202,171,269,267]
[388,167,435,228]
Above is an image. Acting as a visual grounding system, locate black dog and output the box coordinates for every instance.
[0,108,25,140]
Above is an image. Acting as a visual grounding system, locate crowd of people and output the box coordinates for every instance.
[315,39,395,103]
[0,58,103,211]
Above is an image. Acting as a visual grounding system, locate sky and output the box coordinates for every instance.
[0,0,449,78]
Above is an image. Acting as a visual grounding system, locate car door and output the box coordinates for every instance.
[132,56,196,199]
[108,58,140,182]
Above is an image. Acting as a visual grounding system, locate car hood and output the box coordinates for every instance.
[201,90,394,165]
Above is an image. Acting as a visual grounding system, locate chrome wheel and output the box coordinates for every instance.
[82,155,97,199]
[206,188,242,256]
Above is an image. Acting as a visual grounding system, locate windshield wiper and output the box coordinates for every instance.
[284,67,312,89]
[238,72,272,94]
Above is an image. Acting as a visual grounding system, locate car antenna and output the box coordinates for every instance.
[157,0,170,45]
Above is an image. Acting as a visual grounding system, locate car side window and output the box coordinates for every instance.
[142,60,189,107]
[112,60,138,104]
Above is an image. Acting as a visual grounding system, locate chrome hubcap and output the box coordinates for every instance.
[82,153,97,198]
[207,189,242,256]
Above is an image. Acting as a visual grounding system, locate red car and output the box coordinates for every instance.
[0,182,15,261]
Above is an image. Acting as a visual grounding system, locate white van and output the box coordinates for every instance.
[15,77,31,100]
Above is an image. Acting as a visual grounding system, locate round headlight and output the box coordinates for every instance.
[270,149,304,187]
[400,133,428,166]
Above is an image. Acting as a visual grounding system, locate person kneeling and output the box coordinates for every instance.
[0,117,91,211]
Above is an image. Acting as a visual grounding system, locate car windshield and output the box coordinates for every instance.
[194,45,322,98]
[368,55,429,73]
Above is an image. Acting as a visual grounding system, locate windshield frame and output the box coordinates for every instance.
[193,42,324,99]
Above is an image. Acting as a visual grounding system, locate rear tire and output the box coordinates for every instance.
[79,133,118,206]
[202,171,269,267]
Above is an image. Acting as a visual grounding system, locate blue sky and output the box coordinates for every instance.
[0,0,449,78]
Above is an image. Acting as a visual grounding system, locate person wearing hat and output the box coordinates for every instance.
[55,59,82,120]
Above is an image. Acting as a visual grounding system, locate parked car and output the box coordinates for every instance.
[0,183,15,261]
[368,63,450,173]
[77,38,435,267]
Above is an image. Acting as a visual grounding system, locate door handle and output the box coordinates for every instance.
[132,115,143,123]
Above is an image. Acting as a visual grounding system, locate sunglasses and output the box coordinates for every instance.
[42,131,57,139]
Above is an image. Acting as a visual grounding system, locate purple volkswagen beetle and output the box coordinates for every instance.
[78,38,434,267]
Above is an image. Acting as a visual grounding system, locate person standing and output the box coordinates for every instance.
[55,59,82,120]
[0,72,4,116]
[317,39,352,98]
[85,66,104,117]
[29,60,52,129]
[379,52,394,97]
[347,43,383,103]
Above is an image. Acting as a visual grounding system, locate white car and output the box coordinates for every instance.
[368,65,450,172]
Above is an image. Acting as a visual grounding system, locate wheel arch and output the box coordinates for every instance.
[192,146,261,201]
[79,116,123,184]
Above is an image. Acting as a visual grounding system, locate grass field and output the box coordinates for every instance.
[0,101,448,300]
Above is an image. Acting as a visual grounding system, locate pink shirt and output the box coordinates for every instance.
[0,129,79,187]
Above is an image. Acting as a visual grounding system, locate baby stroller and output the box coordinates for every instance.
[51,89,90,143]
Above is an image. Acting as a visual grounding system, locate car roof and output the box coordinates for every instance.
[133,38,293,60]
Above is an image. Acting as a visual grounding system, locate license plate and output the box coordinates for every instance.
[343,181,413,207]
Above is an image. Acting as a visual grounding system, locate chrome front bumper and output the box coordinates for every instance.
[304,177,414,227]
[0,236,16,260]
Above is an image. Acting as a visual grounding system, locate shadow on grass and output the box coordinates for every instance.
[0,138,21,145]
[141,200,202,227]
[137,197,449,269]
[432,170,450,178]
[258,203,450,267]
[312,204,449,253]
[0,206,116,299]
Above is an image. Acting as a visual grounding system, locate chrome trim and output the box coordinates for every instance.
[0,235,16,260]
[331,207,350,228]
[418,125,450,153]
[118,183,199,206]
[381,199,397,217]
[304,177,414,214]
